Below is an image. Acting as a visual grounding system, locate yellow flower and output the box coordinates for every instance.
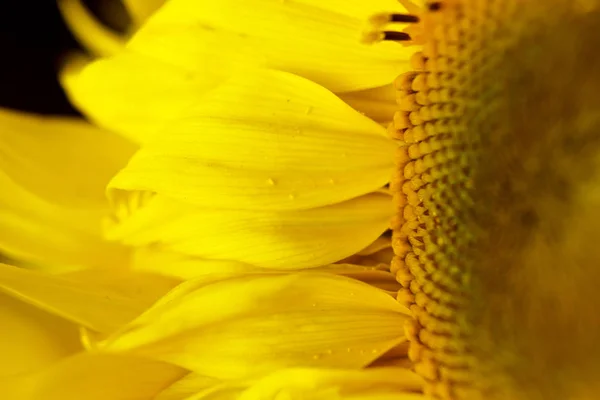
[389,1,600,399]
[2,0,598,399]
[2,0,425,398]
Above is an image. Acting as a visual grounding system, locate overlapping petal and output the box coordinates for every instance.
[338,84,398,123]
[127,0,414,92]
[61,52,249,143]
[0,353,185,400]
[0,169,129,272]
[108,69,395,208]
[57,0,125,56]
[0,292,80,378]
[132,247,400,291]
[237,368,424,400]
[0,108,135,271]
[155,374,248,400]
[106,192,392,269]
[123,0,166,26]
[99,273,409,379]
[0,108,135,208]
[0,263,177,333]
[61,0,416,142]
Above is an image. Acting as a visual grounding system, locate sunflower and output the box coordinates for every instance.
[1,0,599,399]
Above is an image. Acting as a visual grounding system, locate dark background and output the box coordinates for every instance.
[0,1,127,115]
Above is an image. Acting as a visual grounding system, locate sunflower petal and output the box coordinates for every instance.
[338,84,398,123]
[123,0,166,25]
[156,374,248,400]
[0,263,176,333]
[132,248,274,281]
[108,69,394,209]
[237,368,424,400]
[0,108,135,208]
[57,0,125,56]
[60,52,247,143]
[100,273,409,379]
[0,170,129,272]
[0,292,81,378]
[0,353,185,400]
[106,192,392,269]
[127,0,414,92]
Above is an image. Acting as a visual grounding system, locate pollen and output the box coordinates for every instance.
[389,1,600,399]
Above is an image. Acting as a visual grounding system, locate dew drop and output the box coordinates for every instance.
[324,349,333,355]
[312,354,322,360]
[346,348,352,353]
[371,349,380,354]
[305,106,313,115]
[311,303,318,307]
[288,193,296,200]
[266,178,276,186]
[328,178,336,185]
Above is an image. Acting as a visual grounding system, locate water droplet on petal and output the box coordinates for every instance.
[266,178,276,186]
[288,193,296,200]
[305,106,313,115]
[312,354,322,360]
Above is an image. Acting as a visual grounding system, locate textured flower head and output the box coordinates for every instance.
[1,0,599,399]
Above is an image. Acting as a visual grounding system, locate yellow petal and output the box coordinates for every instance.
[156,374,248,400]
[133,249,398,293]
[238,368,424,400]
[0,170,129,272]
[57,0,125,56]
[0,292,81,378]
[127,0,414,92]
[123,0,166,26]
[61,52,244,143]
[100,273,410,379]
[0,263,176,333]
[338,84,398,123]
[0,353,185,400]
[107,192,392,269]
[0,108,136,208]
[133,248,274,281]
[108,69,394,209]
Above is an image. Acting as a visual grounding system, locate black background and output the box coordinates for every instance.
[0,1,128,115]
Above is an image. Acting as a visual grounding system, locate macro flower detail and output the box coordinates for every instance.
[2,0,599,398]
[385,1,600,399]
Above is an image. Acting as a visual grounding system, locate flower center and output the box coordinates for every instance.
[387,1,600,399]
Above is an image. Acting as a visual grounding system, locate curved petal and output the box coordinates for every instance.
[0,263,177,333]
[0,108,136,208]
[0,292,81,378]
[123,0,167,26]
[338,84,398,123]
[106,192,392,269]
[237,368,424,400]
[0,353,185,400]
[0,170,129,272]
[108,69,394,209]
[133,249,399,293]
[100,273,410,379]
[156,374,248,400]
[127,0,414,92]
[57,0,125,56]
[61,52,244,143]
